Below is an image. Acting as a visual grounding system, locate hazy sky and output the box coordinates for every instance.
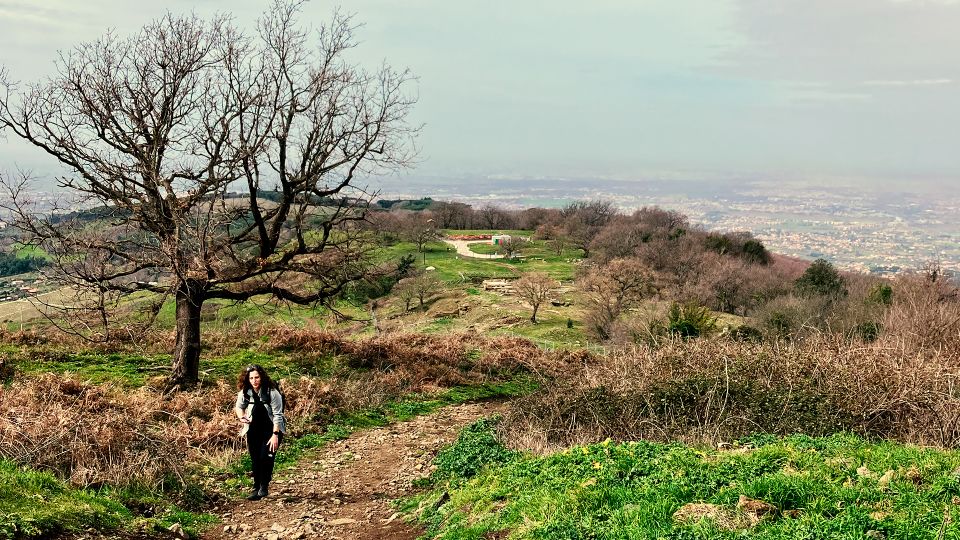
[1,0,958,187]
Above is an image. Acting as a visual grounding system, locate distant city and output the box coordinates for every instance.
[371,175,960,276]
[4,176,958,277]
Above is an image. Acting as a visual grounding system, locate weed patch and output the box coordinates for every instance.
[412,426,960,539]
[0,459,214,539]
[502,338,960,451]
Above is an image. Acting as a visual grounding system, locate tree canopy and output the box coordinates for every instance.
[0,2,418,386]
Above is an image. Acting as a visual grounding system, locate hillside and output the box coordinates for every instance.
[0,202,958,539]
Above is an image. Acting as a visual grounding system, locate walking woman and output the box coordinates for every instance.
[235,364,286,501]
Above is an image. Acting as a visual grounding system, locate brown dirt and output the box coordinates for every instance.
[201,400,507,540]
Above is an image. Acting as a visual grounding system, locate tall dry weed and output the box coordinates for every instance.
[0,328,549,491]
[881,272,960,356]
[0,375,227,488]
[0,374,347,490]
[503,336,960,452]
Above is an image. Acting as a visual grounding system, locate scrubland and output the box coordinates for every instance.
[1,207,959,538]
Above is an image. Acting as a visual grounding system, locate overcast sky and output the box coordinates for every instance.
[0,0,958,188]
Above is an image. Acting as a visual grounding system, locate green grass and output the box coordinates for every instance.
[0,460,214,539]
[275,378,534,470]
[11,243,50,260]
[490,315,590,350]
[0,460,126,539]
[467,243,500,255]
[410,426,960,539]
[376,236,582,284]
[9,348,300,389]
[9,348,320,388]
[152,296,331,330]
[12,351,175,387]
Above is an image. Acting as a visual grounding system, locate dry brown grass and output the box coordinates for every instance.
[0,375,235,488]
[267,326,559,385]
[0,368,449,490]
[502,335,960,453]
[882,273,960,354]
[0,327,556,491]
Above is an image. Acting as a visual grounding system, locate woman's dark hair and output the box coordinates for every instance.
[237,364,277,393]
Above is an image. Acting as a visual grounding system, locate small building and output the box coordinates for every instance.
[491,234,511,246]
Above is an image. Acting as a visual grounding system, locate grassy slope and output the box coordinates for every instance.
[6,230,939,539]
[2,352,533,538]
[0,460,126,539]
[0,460,214,539]
[413,423,960,539]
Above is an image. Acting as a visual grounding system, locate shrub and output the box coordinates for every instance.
[850,321,882,342]
[501,337,960,450]
[667,302,718,338]
[795,259,846,298]
[432,418,516,481]
[867,283,893,305]
[881,272,960,353]
[729,325,763,342]
[741,238,771,265]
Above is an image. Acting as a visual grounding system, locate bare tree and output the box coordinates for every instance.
[560,200,616,258]
[514,272,558,323]
[430,201,474,229]
[392,277,418,311]
[478,204,510,230]
[534,224,568,257]
[410,272,442,309]
[579,258,655,340]
[396,210,439,252]
[518,207,558,231]
[496,236,529,259]
[0,3,418,387]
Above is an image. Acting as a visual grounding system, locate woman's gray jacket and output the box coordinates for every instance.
[235,387,286,437]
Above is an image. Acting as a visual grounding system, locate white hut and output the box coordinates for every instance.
[491,234,511,246]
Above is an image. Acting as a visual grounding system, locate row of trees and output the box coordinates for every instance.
[0,251,47,278]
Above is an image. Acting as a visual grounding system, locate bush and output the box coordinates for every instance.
[881,272,960,353]
[667,302,718,338]
[867,283,893,305]
[501,337,960,450]
[795,259,846,298]
[432,418,516,481]
[729,325,763,342]
[850,321,882,342]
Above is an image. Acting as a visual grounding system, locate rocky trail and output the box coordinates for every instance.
[201,400,507,540]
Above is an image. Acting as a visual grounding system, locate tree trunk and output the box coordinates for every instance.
[531,303,539,323]
[170,279,205,388]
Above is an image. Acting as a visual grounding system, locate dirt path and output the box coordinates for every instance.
[202,400,507,540]
[443,239,503,259]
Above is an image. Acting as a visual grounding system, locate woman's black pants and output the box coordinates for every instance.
[247,429,278,490]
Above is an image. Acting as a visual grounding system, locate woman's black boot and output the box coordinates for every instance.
[246,483,263,501]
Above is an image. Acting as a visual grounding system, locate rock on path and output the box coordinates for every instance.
[202,400,506,540]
